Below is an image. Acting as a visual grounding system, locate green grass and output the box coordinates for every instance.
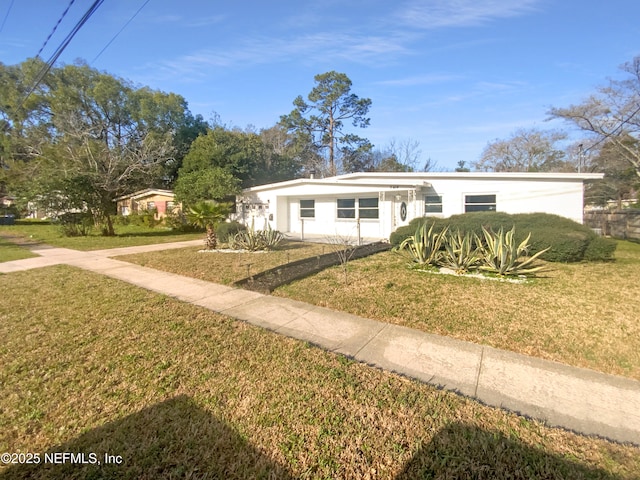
[275,240,640,380]
[116,238,640,381]
[0,220,202,251]
[0,237,37,263]
[1,265,638,479]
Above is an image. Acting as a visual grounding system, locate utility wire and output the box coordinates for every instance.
[18,0,105,110]
[35,0,76,58]
[0,0,14,35]
[92,0,152,65]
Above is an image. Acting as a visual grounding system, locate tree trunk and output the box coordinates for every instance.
[103,213,116,236]
[205,225,217,250]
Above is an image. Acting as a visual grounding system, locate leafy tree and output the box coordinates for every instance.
[163,112,209,187]
[179,127,263,187]
[174,167,240,206]
[473,128,569,172]
[187,201,231,250]
[178,125,300,191]
[280,71,372,176]
[549,55,640,178]
[2,61,195,235]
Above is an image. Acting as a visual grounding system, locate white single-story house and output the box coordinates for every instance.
[234,172,604,241]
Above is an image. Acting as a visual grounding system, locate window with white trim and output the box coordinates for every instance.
[337,198,356,218]
[358,197,379,219]
[425,195,443,214]
[464,194,496,212]
[300,199,315,218]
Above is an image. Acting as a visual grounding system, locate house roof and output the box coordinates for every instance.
[242,172,605,193]
[114,189,175,202]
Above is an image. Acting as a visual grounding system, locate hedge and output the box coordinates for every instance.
[389,212,616,263]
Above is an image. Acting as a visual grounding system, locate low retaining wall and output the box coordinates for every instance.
[584,210,640,241]
[234,242,392,293]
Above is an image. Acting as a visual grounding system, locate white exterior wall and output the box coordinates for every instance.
[427,178,585,224]
[236,173,601,241]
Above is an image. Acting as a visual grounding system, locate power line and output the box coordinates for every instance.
[35,0,76,58]
[18,0,105,110]
[92,0,152,65]
[0,0,15,35]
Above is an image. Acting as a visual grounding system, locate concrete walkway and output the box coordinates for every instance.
[1,239,639,445]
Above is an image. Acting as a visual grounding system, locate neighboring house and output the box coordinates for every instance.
[25,193,85,219]
[115,189,178,218]
[234,172,604,241]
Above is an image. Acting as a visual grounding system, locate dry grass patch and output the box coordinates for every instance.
[1,266,638,478]
[275,241,640,380]
[116,240,330,285]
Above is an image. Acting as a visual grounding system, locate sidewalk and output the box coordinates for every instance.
[2,239,639,445]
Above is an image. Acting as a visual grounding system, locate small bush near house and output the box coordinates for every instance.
[216,221,247,243]
[165,209,199,233]
[56,212,94,237]
[390,212,616,262]
[583,235,618,261]
[126,208,160,228]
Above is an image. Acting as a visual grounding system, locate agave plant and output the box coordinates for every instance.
[260,221,284,249]
[394,222,448,267]
[438,229,481,273]
[230,218,284,251]
[187,201,231,250]
[478,226,549,277]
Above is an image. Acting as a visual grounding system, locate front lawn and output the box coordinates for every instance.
[1,266,638,478]
[0,221,202,250]
[116,240,331,285]
[275,240,640,380]
[116,237,640,380]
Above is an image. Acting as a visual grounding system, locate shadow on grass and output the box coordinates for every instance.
[397,422,619,480]
[1,395,294,480]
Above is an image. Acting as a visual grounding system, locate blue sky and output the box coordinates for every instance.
[1,0,639,171]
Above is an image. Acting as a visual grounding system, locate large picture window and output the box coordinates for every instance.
[337,198,356,218]
[425,195,443,213]
[300,199,315,218]
[464,194,496,212]
[358,197,379,219]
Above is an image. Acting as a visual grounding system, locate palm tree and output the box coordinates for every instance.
[187,201,231,250]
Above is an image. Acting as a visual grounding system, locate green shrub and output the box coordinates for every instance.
[126,209,160,228]
[583,236,617,261]
[390,212,615,263]
[56,212,94,237]
[165,209,199,232]
[216,221,247,243]
[113,214,131,226]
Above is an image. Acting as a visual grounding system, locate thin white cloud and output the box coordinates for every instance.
[152,31,414,79]
[376,73,462,87]
[396,0,542,29]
